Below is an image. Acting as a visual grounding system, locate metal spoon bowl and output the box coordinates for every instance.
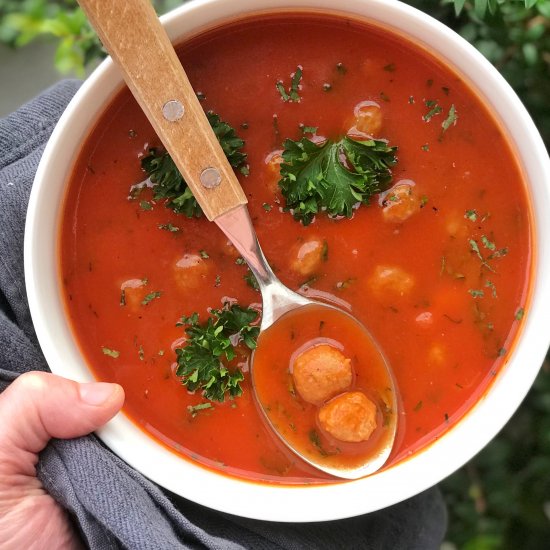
[78,0,397,479]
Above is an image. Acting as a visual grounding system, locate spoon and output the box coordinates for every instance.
[78,0,397,479]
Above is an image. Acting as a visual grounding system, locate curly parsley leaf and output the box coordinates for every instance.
[278,136,398,225]
[141,151,201,217]
[175,304,260,402]
[207,112,247,168]
[140,112,247,217]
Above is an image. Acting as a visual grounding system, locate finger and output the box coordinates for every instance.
[0,371,124,474]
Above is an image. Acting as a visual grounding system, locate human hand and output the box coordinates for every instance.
[0,372,124,549]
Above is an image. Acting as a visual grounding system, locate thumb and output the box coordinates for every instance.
[0,371,124,475]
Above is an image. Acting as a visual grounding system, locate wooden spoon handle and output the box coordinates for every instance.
[78,0,247,221]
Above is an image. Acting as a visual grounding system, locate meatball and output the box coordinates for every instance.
[369,264,415,299]
[290,238,325,277]
[264,150,284,194]
[120,278,148,312]
[318,391,377,443]
[445,210,470,239]
[292,344,353,405]
[347,100,383,137]
[265,149,283,170]
[427,343,447,366]
[381,180,421,223]
[174,253,210,289]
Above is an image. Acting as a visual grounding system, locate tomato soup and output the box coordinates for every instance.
[59,13,531,483]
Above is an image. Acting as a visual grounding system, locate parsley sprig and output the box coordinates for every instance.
[278,135,398,225]
[175,303,260,402]
[140,112,247,217]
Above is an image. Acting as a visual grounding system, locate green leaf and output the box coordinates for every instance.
[187,402,214,417]
[481,235,496,250]
[525,22,546,41]
[174,303,259,402]
[423,99,443,122]
[244,271,260,291]
[102,346,120,358]
[485,279,498,297]
[2,6,101,76]
[276,81,290,101]
[458,22,479,43]
[206,112,247,168]
[515,307,525,320]
[441,104,458,134]
[537,1,550,17]
[475,40,504,63]
[279,136,397,225]
[309,429,328,456]
[522,42,538,66]
[141,291,162,305]
[54,36,85,75]
[469,289,485,298]
[213,304,260,347]
[453,0,467,15]
[276,66,303,102]
[465,209,478,221]
[474,0,489,18]
[140,112,246,217]
[462,533,503,550]
[158,223,180,232]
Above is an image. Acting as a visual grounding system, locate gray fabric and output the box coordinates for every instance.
[0,80,447,549]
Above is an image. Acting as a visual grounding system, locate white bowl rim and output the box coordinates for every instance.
[24,0,550,522]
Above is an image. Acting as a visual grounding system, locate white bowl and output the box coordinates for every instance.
[25,0,550,521]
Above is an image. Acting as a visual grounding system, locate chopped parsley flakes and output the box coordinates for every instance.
[276,66,303,102]
[158,223,180,232]
[441,104,458,133]
[515,307,525,320]
[187,402,214,417]
[464,209,478,222]
[141,291,162,305]
[423,100,443,121]
[423,100,458,138]
[102,347,120,358]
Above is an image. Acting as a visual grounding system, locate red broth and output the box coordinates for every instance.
[59,13,531,483]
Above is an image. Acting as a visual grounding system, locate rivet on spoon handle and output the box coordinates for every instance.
[77,0,247,221]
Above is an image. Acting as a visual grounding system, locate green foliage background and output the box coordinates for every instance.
[1,1,549,548]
